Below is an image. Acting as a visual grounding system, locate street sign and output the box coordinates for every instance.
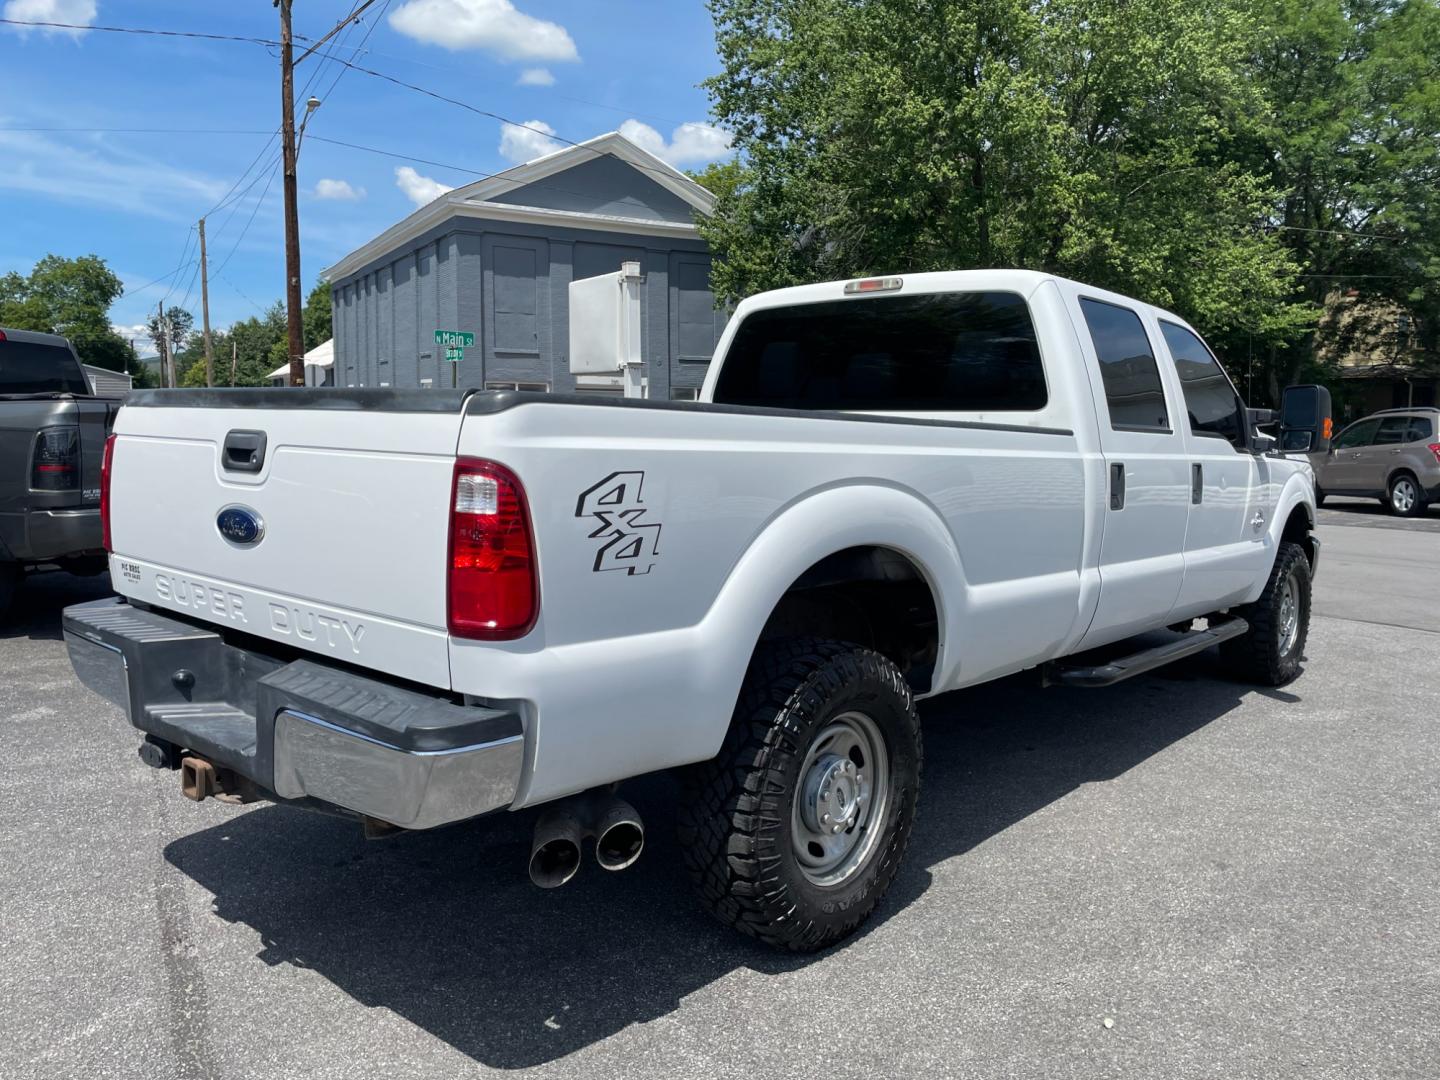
[434,330,475,347]
[445,347,464,362]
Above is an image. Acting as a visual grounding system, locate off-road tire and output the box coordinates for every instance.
[1221,541,1311,686]
[678,638,922,952]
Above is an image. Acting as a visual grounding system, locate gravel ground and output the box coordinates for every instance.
[2,510,1437,1080]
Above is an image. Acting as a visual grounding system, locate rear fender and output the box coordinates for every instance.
[692,482,964,734]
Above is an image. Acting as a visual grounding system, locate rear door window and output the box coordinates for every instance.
[1333,419,1380,449]
[1374,417,1412,445]
[711,291,1048,412]
[1159,321,1243,448]
[1078,298,1170,432]
[0,339,90,395]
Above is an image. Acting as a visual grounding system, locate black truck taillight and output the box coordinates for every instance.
[31,426,81,491]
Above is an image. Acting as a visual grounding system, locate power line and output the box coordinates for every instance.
[0,18,280,43]
[0,126,274,135]
[218,272,271,317]
[121,259,196,299]
[161,228,198,307]
[213,159,283,280]
[295,0,381,64]
[1273,224,1405,242]
[308,54,703,189]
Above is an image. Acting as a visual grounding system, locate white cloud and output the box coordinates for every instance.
[314,178,365,201]
[517,67,555,87]
[498,119,562,164]
[394,166,453,207]
[618,120,733,168]
[2,0,96,35]
[389,0,578,62]
[0,128,229,220]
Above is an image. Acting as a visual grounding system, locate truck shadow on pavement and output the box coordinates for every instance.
[161,645,1265,1069]
[0,570,112,642]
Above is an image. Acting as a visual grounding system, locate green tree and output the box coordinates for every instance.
[702,0,1316,389]
[1242,0,1440,395]
[147,306,193,359]
[0,254,150,379]
[302,278,332,351]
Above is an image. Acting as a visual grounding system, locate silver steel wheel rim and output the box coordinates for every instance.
[791,711,890,888]
[1393,478,1415,513]
[1278,572,1300,656]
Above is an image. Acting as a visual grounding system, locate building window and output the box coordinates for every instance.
[484,381,549,392]
[494,245,539,352]
[671,387,701,401]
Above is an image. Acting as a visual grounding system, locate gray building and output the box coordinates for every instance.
[324,132,725,399]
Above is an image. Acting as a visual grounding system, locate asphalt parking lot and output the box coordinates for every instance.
[3,504,1438,1080]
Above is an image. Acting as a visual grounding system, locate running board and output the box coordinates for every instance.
[1042,619,1249,688]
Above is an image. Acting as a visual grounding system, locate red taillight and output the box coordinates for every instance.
[1428,443,1440,465]
[447,458,538,639]
[100,433,116,551]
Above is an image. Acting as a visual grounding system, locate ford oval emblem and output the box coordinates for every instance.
[216,505,265,547]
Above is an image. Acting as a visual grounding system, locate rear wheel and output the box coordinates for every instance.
[678,638,921,951]
[1314,485,1326,508]
[1387,473,1427,517]
[1221,541,1311,686]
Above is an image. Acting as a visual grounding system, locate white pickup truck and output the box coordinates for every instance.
[64,270,1330,951]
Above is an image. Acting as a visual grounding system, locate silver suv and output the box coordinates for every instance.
[1311,407,1440,516]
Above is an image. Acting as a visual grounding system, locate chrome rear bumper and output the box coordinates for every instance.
[63,597,523,829]
[272,709,523,829]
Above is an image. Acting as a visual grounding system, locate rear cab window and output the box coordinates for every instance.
[711,291,1048,412]
[1077,298,1170,432]
[0,338,90,395]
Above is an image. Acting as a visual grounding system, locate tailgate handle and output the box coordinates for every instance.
[222,430,267,474]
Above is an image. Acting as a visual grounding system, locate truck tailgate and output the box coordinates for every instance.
[108,393,467,689]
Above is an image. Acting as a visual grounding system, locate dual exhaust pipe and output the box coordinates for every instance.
[529,791,644,888]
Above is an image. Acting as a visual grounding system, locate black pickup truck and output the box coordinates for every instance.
[0,328,119,615]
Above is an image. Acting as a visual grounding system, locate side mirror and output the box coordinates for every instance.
[1278,384,1332,453]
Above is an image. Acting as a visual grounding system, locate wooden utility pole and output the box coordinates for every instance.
[278,0,305,387]
[198,216,215,387]
[230,340,238,387]
[156,300,170,388]
[275,1,378,388]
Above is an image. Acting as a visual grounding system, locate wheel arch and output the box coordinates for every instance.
[1280,500,1317,569]
[696,483,963,732]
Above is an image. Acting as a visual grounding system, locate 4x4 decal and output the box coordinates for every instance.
[575,471,662,575]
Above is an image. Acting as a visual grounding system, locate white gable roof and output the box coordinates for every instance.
[324,132,717,282]
[267,338,334,380]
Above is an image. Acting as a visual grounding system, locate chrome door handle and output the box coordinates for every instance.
[1389,450,1402,455]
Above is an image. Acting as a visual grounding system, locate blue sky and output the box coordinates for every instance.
[0,0,729,353]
